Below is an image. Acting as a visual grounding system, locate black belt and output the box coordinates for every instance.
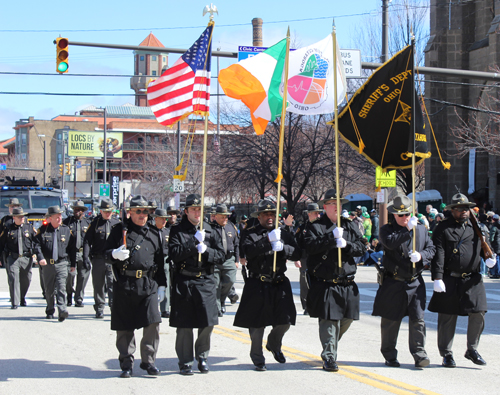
[225,251,235,260]
[49,258,67,265]
[9,252,31,258]
[248,272,285,283]
[450,271,473,278]
[179,269,208,277]
[316,275,355,285]
[122,269,151,279]
[392,274,419,283]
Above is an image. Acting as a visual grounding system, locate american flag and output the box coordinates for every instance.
[147,24,213,126]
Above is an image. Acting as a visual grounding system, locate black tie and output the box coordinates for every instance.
[105,220,110,240]
[221,225,227,254]
[52,228,58,261]
[18,225,23,256]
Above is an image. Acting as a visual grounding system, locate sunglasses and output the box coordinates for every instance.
[397,213,411,217]
[323,201,336,206]
[453,207,469,212]
[132,209,149,215]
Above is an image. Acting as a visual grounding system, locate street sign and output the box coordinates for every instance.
[340,49,362,79]
[375,166,397,188]
[0,163,6,170]
[173,178,185,193]
[99,183,110,197]
[76,161,82,169]
[238,45,267,61]
[376,190,386,204]
[62,189,69,203]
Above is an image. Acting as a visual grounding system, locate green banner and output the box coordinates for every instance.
[67,131,123,158]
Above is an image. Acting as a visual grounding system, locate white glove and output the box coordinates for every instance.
[268,228,281,243]
[112,245,130,261]
[410,250,422,263]
[194,230,205,242]
[332,227,344,239]
[486,255,497,269]
[271,241,284,251]
[158,286,166,302]
[433,279,446,293]
[336,238,347,248]
[197,242,207,254]
[407,216,418,230]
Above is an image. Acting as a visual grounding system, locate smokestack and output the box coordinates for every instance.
[252,18,263,46]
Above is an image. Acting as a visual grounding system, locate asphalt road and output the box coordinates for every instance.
[1,264,499,395]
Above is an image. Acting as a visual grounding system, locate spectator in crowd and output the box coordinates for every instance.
[489,214,500,279]
[370,209,379,241]
[362,213,372,241]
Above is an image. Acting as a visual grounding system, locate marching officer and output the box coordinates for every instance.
[0,207,38,309]
[63,200,91,307]
[153,208,172,319]
[168,193,225,375]
[211,204,240,317]
[83,198,119,318]
[428,193,496,367]
[234,200,301,371]
[106,195,167,378]
[166,206,180,227]
[0,198,24,288]
[304,189,365,372]
[373,195,435,368]
[35,205,76,321]
[147,200,157,226]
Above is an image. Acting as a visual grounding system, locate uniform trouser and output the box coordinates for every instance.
[437,312,485,356]
[214,256,237,311]
[42,261,68,316]
[175,326,213,367]
[66,262,76,303]
[299,269,308,310]
[7,255,32,307]
[39,264,45,298]
[91,257,113,313]
[249,324,290,366]
[319,318,354,361]
[116,323,160,370]
[380,317,427,362]
[159,260,170,313]
[3,253,13,290]
[74,254,90,304]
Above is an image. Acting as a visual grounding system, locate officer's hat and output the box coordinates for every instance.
[445,193,476,210]
[71,200,88,211]
[129,195,149,209]
[97,198,115,211]
[166,205,180,215]
[5,198,22,207]
[387,195,413,215]
[318,188,349,208]
[153,208,170,218]
[46,205,64,217]
[148,200,158,209]
[209,206,217,215]
[307,202,323,213]
[215,204,231,216]
[185,194,202,208]
[251,199,277,218]
[11,207,28,217]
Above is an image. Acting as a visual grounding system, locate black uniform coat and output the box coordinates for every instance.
[211,221,240,262]
[34,224,76,266]
[107,220,166,331]
[428,217,487,315]
[83,215,121,262]
[234,224,301,329]
[304,215,365,321]
[372,222,435,321]
[168,216,225,328]
[0,221,38,256]
[63,216,91,253]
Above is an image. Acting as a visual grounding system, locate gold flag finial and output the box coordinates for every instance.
[203,3,218,21]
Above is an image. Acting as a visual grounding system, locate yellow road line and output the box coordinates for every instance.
[214,325,440,395]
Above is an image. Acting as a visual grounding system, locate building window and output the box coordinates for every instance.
[146,135,152,143]
[163,57,166,62]
[154,136,159,143]
[140,55,144,61]
[57,153,62,165]
[152,70,157,76]
[152,56,157,61]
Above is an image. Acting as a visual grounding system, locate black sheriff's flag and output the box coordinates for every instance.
[333,45,430,170]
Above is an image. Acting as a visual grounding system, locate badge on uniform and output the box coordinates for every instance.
[227,232,233,238]
[165,235,169,242]
[24,231,29,237]
[84,227,88,232]
[61,236,66,242]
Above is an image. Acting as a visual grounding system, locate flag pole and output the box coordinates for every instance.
[411,32,417,269]
[272,27,291,275]
[332,20,342,271]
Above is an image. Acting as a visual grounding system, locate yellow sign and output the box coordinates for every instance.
[375,166,396,188]
[67,131,123,158]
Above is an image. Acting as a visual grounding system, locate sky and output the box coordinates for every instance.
[0,0,426,141]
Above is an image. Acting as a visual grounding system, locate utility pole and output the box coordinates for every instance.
[381,0,390,63]
[103,107,107,184]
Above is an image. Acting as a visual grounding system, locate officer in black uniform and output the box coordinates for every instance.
[106,195,167,378]
[0,207,38,309]
[147,200,157,226]
[234,200,301,371]
[373,195,435,368]
[295,203,323,315]
[168,194,225,375]
[0,198,24,289]
[63,200,91,307]
[211,204,240,317]
[153,208,172,319]
[166,206,180,227]
[429,193,496,367]
[35,205,76,321]
[83,198,119,318]
[304,189,365,372]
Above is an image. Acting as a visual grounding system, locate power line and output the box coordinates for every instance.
[0,91,227,97]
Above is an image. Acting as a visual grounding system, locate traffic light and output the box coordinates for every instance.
[59,165,63,175]
[55,37,69,74]
[66,163,71,175]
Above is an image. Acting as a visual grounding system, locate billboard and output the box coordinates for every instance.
[67,131,123,158]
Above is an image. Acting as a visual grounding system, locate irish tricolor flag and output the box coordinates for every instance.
[218,39,287,135]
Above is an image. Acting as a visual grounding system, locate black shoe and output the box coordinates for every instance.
[67,294,72,306]
[218,311,223,317]
[415,357,430,368]
[266,344,286,363]
[385,359,400,367]
[140,362,160,375]
[198,358,209,373]
[303,309,309,316]
[161,311,170,318]
[20,300,27,307]
[95,312,104,319]
[11,305,18,310]
[58,311,69,322]
[229,293,239,304]
[221,306,226,314]
[323,357,339,372]
[465,350,486,365]
[67,301,72,306]
[179,365,193,375]
[442,355,456,368]
[46,314,54,319]
[120,369,132,378]
[254,363,267,371]
[75,301,84,307]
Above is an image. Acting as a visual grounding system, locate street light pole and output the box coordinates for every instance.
[103,107,107,184]
[61,135,66,190]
